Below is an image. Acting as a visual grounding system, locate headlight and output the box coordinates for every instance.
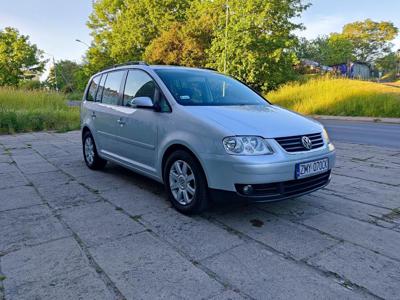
[223,136,274,155]
[322,128,330,143]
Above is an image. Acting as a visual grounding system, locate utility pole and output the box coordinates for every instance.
[396,49,400,78]
[52,56,59,92]
[223,1,229,74]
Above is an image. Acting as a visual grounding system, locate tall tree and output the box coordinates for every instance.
[0,27,45,86]
[86,0,190,71]
[205,0,309,91]
[295,35,354,66]
[85,0,124,73]
[108,0,190,62]
[143,2,216,67]
[46,60,86,92]
[322,34,354,65]
[375,52,398,72]
[86,0,309,91]
[342,19,398,63]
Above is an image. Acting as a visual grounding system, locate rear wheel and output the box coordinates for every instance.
[164,150,208,214]
[83,131,107,170]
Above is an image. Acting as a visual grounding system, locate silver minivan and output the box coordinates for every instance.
[81,62,335,214]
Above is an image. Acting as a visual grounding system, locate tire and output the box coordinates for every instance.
[82,131,107,170]
[164,150,209,214]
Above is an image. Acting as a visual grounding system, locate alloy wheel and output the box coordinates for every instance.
[169,160,196,205]
[84,136,95,165]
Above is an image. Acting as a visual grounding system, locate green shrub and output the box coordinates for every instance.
[19,80,43,90]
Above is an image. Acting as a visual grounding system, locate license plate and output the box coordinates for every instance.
[295,158,329,179]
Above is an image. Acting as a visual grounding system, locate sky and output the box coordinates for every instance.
[1,0,399,74]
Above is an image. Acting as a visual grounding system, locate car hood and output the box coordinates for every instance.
[184,105,322,138]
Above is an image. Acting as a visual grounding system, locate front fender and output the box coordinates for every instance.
[157,132,212,184]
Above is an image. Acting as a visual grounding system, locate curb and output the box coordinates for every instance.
[311,115,400,124]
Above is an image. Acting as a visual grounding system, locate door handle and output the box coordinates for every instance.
[117,118,126,126]
[91,111,96,119]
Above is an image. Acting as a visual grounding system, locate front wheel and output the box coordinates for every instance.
[83,131,107,170]
[164,150,209,214]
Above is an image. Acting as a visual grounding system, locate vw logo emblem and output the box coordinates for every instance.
[301,136,313,150]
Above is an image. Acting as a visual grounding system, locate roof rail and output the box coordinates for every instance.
[100,61,148,72]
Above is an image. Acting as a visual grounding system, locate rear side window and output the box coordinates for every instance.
[86,75,101,101]
[102,71,125,105]
[96,74,107,102]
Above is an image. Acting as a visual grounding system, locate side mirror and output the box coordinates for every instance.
[129,97,154,109]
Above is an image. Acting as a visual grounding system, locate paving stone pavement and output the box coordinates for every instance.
[0,131,399,300]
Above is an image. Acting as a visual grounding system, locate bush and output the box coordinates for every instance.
[18,80,42,90]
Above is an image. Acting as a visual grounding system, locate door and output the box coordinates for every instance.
[92,70,126,156]
[116,69,161,174]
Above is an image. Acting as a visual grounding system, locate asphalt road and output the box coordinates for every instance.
[320,119,400,149]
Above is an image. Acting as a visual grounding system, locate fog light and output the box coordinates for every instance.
[242,185,253,195]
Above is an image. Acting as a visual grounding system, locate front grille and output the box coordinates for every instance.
[236,171,330,200]
[275,133,324,152]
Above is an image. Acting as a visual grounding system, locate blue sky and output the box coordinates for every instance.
[1,0,399,65]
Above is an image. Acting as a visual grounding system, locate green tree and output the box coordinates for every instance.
[46,60,87,92]
[295,35,354,66]
[108,0,190,62]
[86,0,309,91]
[144,0,223,67]
[342,19,398,63]
[294,37,317,61]
[205,0,309,91]
[85,0,124,73]
[322,34,354,65]
[86,0,190,69]
[0,27,45,86]
[375,52,398,72]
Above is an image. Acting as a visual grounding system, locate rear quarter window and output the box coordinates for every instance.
[86,75,101,101]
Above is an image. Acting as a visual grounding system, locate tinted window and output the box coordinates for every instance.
[86,75,101,101]
[123,70,156,106]
[96,74,107,102]
[102,71,125,105]
[155,69,267,106]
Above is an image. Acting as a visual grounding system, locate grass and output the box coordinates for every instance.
[0,87,80,134]
[66,91,84,101]
[267,78,400,118]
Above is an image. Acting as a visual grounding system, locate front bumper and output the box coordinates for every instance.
[210,170,331,203]
[201,144,336,192]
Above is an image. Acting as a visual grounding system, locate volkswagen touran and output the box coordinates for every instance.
[81,62,335,214]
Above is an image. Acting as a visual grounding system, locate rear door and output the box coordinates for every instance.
[92,70,126,156]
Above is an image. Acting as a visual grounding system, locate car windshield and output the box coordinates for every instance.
[154,68,268,106]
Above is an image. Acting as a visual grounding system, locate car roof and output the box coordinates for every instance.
[97,63,216,74]
[150,65,216,72]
